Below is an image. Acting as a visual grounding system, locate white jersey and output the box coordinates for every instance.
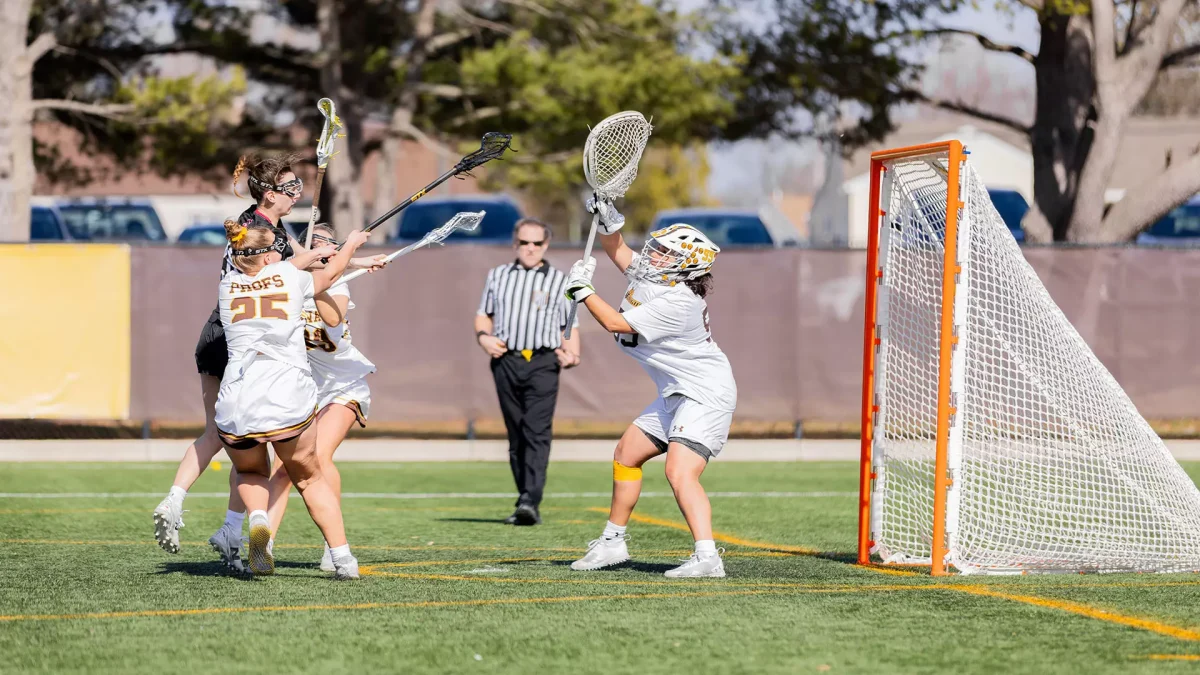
[302,280,376,391]
[616,266,737,412]
[218,261,314,374]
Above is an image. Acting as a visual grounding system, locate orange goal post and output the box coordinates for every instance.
[857,141,1200,576]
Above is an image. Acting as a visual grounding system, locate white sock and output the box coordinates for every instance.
[602,521,626,539]
[248,509,268,524]
[323,540,330,553]
[224,510,245,530]
[168,486,187,502]
[329,544,351,560]
[695,539,717,556]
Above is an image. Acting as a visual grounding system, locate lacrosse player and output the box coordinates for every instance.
[262,223,377,572]
[564,199,737,578]
[214,216,368,579]
[152,153,383,572]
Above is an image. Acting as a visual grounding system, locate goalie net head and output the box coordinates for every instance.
[864,144,1200,575]
[583,111,653,200]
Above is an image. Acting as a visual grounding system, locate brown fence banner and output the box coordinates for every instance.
[128,246,1200,425]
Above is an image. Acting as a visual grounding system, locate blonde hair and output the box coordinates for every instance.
[231,151,304,203]
[223,219,277,273]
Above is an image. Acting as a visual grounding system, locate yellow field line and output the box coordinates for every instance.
[0,588,784,624]
[951,586,1200,641]
[1138,654,1200,661]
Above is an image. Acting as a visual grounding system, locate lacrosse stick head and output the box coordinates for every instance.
[583,111,653,200]
[455,133,514,175]
[315,98,345,167]
[421,210,486,246]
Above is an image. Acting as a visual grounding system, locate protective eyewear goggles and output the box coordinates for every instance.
[249,175,304,199]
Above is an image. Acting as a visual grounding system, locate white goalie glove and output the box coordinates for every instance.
[564,256,597,303]
[585,195,625,235]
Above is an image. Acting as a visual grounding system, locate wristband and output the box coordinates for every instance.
[476,330,490,342]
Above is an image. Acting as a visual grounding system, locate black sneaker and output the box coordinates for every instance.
[513,504,540,526]
[503,511,520,525]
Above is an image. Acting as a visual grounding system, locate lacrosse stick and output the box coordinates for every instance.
[563,111,653,338]
[304,98,345,248]
[340,210,486,284]
[334,132,513,252]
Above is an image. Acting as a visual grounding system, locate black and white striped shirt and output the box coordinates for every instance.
[478,260,578,351]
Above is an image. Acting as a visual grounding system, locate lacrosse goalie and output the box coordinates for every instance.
[563,198,738,578]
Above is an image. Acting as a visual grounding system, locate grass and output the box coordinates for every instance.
[3,460,1200,674]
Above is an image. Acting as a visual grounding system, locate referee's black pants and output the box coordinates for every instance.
[490,349,561,509]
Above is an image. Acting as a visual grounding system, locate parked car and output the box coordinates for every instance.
[30,205,75,241]
[988,189,1029,243]
[649,208,780,248]
[391,194,523,244]
[1136,196,1200,245]
[54,198,169,242]
[177,223,229,245]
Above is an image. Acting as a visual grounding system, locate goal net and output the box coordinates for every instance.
[858,142,1200,575]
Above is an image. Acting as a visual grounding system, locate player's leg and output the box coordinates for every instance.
[207,464,249,573]
[662,398,731,579]
[311,402,358,570]
[224,443,274,575]
[153,374,223,554]
[273,425,358,579]
[571,405,666,571]
[266,454,293,538]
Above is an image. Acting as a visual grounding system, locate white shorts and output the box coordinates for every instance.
[318,377,371,428]
[215,356,317,448]
[632,394,733,461]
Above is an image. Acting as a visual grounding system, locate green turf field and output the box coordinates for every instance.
[3,460,1200,674]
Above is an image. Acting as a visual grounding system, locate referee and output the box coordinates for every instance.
[475,217,581,526]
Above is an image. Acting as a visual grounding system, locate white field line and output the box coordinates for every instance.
[0,490,855,500]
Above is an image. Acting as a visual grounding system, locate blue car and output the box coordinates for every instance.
[177,224,230,245]
[988,189,1028,243]
[391,195,523,244]
[1136,196,1200,246]
[30,205,75,241]
[649,208,778,247]
[55,198,168,242]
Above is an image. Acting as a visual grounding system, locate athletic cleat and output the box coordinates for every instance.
[319,545,335,573]
[664,549,726,578]
[208,524,246,573]
[152,496,185,554]
[332,553,359,580]
[246,514,275,576]
[570,535,631,571]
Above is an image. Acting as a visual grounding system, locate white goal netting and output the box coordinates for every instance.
[869,150,1200,574]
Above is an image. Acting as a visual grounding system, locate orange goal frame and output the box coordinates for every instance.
[857,140,966,577]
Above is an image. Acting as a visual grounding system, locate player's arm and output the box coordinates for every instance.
[291,232,387,272]
[581,294,634,333]
[314,291,350,327]
[306,230,369,294]
[563,256,634,333]
[587,197,634,273]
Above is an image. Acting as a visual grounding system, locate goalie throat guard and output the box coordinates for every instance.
[630,223,719,284]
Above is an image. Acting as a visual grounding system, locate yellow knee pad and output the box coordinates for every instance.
[613,460,642,482]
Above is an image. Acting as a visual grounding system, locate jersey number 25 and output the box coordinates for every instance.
[230,294,288,323]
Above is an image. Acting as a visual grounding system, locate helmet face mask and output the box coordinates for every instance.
[630,224,720,284]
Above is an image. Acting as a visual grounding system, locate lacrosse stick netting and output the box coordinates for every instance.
[564,111,653,338]
[305,98,345,248]
[340,210,485,284]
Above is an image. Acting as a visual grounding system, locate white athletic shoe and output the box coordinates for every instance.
[152,496,185,554]
[319,545,335,573]
[247,514,275,576]
[208,524,246,573]
[570,536,631,571]
[664,549,726,578]
[332,553,359,580]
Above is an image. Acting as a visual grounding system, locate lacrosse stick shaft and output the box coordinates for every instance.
[304,167,327,248]
[355,166,457,240]
[563,212,600,339]
[338,240,426,284]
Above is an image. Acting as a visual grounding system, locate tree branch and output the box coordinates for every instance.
[32,99,135,119]
[902,89,1031,135]
[1161,43,1200,69]
[425,29,475,54]
[918,28,1036,64]
[415,83,468,99]
[24,33,58,68]
[1100,147,1200,241]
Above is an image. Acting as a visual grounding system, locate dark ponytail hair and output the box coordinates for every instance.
[683,273,714,299]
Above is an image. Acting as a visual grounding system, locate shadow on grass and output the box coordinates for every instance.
[546,559,676,574]
[154,561,252,580]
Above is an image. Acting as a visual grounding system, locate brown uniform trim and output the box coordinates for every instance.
[218,408,317,446]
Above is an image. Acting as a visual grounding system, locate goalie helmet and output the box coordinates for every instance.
[630,223,720,284]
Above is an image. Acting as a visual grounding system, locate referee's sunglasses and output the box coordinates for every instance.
[518,238,547,247]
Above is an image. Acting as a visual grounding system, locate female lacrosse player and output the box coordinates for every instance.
[564,199,737,578]
[216,217,368,579]
[152,152,382,571]
[263,223,377,572]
